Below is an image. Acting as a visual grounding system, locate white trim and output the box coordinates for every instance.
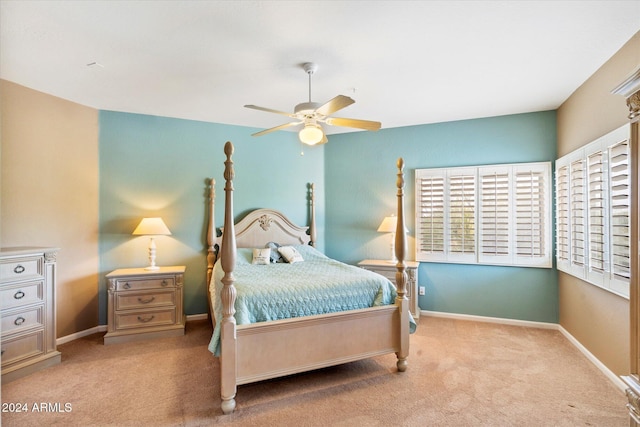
[557,324,626,392]
[186,313,209,321]
[56,313,210,345]
[422,310,626,393]
[57,325,108,345]
[422,310,557,329]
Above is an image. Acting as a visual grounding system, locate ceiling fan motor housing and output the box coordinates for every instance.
[294,102,322,116]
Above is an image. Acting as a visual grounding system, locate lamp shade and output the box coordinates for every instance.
[377,215,408,233]
[299,124,324,145]
[132,217,172,236]
[377,216,397,233]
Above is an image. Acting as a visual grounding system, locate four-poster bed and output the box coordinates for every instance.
[206,141,412,414]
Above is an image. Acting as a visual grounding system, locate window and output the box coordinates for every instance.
[416,162,552,268]
[555,124,630,297]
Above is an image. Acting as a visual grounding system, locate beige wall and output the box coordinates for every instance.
[1,80,100,338]
[557,31,640,375]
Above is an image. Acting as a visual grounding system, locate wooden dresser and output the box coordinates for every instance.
[104,266,186,345]
[358,259,420,323]
[0,247,61,382]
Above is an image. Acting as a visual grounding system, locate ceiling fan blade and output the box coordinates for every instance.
[315,95,355,116]
[251,121,300,137]
[245,104,296,118]
[325,117,381,131]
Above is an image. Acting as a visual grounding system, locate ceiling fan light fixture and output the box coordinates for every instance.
[299,123,324,145]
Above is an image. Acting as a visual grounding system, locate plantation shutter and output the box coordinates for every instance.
[448,172,475,260]
[554,124,630,297]
[608,139,630,293]
[514,166,549,266]
[570,159,586,269]
[555,165,570,268]
[587,151,607,274]
[416,162,551,268]
[416,171,446,261]
[478,168,510,263]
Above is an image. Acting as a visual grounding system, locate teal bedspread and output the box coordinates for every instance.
[208,245,415,355]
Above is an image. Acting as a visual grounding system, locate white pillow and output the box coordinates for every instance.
[252,248,271,265]
[277,246,304,263]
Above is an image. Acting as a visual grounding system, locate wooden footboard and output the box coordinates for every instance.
[210,141,409,414]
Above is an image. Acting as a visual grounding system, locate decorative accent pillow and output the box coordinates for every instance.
[265,242,284,263]
[277,246,304,263]
[252,248,271,265]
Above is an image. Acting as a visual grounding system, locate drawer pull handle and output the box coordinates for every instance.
[13,265,25,274]
[137,315,155,323]
[1,350,4,357]
[123,282,131,289]
[138,296,155,304]
[14,316,26,326]
[14,290,25,300]
[161,280,168,287]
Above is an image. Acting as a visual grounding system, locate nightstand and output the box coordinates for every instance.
[358,260,420,323]
[104,266,186,345]
[1,247,61,382]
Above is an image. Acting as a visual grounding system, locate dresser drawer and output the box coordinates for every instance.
[0,330,44,365]
[0,257,42,283]
[115,290,176,311]
[1,306,43,336]
[114,308,176,330]
[114,276,175,291]
[0,281,44,310]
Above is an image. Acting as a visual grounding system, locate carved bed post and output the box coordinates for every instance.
[395,157,409,372]
[309,183,317,247]
[206,178,216,321]
[220,142,238,414]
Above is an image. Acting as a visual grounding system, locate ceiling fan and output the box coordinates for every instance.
[244,62,381,145]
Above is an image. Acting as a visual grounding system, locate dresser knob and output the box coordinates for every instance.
[14,316,25,326]
[161,280,168,287]
[123,282,131,289]
[137,296,155,304]
[1,350,4,357]
[137,315,155,323]
[13,265,25,274]
[14,290,25,300]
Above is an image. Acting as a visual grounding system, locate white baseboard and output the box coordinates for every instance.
[422,310,626,393]
[186,313,209,321]
[421,310,558,330]
[57,325,108,345]
[56,313,210,345]
[557,325,627,392]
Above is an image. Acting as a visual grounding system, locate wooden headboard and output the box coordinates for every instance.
[224,208,311,249]
[206,168,316,287]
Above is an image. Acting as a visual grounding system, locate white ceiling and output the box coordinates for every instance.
[2,1,639,135]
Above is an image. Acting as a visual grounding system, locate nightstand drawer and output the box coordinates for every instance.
[0,281,44,310]
[114,276,175,291]
[373,269,396,282]
[1,330,44,365]
[1,306,43,336]
[0,257,42,283]
[114,308,176,330]
[115,290,176,311]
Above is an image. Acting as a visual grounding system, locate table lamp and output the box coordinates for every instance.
[377,215,407,263]
[132,217,172,270]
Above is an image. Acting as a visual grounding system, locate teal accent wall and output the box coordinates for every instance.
[98,109,557,325]
[98,111,324,324]
[325,111,558,323]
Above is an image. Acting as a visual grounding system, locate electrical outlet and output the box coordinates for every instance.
[419,286,425,296]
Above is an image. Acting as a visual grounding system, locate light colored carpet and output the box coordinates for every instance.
[1,316,627,426]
